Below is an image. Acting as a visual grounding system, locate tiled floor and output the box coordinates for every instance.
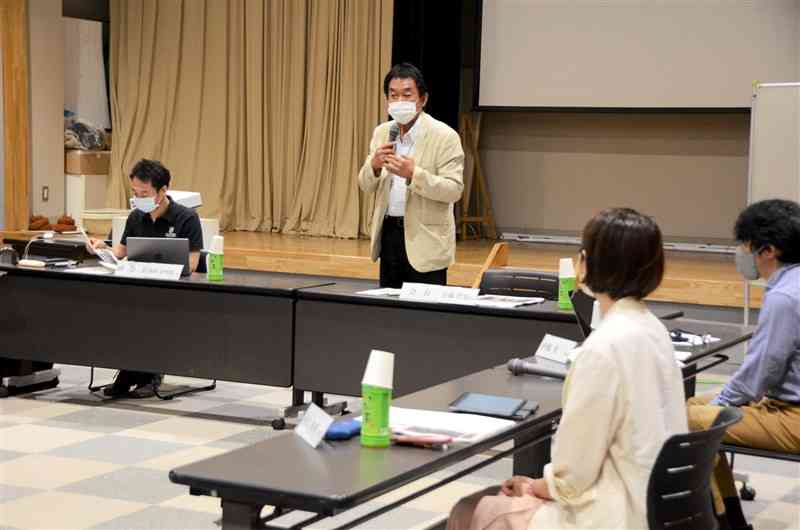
[0,365,798,530]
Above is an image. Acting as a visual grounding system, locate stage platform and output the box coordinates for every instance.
[221,232,759,309]
[0,230,759,309]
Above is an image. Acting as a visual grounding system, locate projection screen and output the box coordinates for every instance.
[478,0,800,109]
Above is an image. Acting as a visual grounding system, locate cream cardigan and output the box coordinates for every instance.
[533,298,688,530]
[357,112,464,273]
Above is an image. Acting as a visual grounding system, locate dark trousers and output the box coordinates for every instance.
[379,217,447,288]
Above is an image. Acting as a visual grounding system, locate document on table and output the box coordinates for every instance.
[357,284,544,309]
[63,266,114,276]
[357,288,402,296]
[386,407,515,444]
[79,227,120,269]
[474,295,545,308]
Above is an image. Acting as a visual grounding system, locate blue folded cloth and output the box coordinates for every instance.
[325,418,361,440]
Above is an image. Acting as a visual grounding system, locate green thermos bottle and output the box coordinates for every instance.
[360,349,394,448]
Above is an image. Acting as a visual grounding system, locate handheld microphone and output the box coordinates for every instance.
[507,358,567,380]
[388,123,400,145]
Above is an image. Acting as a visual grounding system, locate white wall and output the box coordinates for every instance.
[479,0,799,108]
[28,0,65,219]
[481,111,749,241]
[64,17,110,130]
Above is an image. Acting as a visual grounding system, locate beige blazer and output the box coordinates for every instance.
[532,298,688,530]
[358,112,464,273]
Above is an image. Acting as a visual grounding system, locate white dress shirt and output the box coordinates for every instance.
[386,118,421,217]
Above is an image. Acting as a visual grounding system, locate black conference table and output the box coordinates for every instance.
[294,279,585,399]
[171,366,564,530]
[0,263,334,387]
[170,318,752,530]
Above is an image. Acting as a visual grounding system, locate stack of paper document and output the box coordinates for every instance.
[474,294,545,308]
[357,288,402,296]
[357,283,544,308]
[387,407,515,444]
[64,266,114,276]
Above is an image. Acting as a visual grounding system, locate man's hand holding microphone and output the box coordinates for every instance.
[371,124,415,180]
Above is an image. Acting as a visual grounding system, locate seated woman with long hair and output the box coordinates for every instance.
[447,208,688,530]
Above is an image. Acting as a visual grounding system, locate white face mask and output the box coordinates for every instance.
[388,101,418,125]
[735,246,761,281]
[132,196,158,214]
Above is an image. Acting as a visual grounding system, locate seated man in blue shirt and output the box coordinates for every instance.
[688,199,800,530]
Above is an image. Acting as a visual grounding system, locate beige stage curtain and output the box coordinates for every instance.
[109,0,392,237]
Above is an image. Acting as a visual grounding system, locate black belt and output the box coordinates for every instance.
[384,216,404,228]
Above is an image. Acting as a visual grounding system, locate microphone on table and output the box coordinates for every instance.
[507,358,567,380]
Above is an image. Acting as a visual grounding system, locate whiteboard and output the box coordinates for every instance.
[0,38,4,230]
[749,84,800,205]
[479,0,800,108]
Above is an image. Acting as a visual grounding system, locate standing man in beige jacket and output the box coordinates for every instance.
[358,63,464,288]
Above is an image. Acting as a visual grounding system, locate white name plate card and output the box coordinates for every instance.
[399,283,480,305]
[295,403,335,449]
[114,261,183,281]
[535,334,578,365]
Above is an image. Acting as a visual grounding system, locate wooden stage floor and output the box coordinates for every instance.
[222,232,759,309]
[0,230,757,308]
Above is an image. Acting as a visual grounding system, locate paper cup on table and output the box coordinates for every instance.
[558,258,576,310]
[362,349,394,389]
[558,257,575,278]
[361,350,395,448]
[209,235,224,254]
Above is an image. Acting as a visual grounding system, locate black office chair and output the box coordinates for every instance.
[478,268,559,300]
[647,406,743,530]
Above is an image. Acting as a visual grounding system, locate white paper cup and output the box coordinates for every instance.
[209,235,224,254]
[362,349,395,389]
[559,257,575,278]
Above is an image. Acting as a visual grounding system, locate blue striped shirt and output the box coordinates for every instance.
[712,263,800,406]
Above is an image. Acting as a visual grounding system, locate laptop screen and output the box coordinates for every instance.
[570,289,595,339]
[126,237,190,276]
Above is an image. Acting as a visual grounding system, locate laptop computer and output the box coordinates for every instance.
[126,237,191,277]
[570,289,595,340]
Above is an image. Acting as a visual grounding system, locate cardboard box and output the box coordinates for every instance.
[65,149,111,175]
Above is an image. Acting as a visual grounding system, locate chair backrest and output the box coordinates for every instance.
[647,407,743,530]
[478,268,559,300]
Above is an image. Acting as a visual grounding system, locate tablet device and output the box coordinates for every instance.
[449,392,526,419]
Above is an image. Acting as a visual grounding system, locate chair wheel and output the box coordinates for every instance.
[271,418,286,430]
[739,484,756,501]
